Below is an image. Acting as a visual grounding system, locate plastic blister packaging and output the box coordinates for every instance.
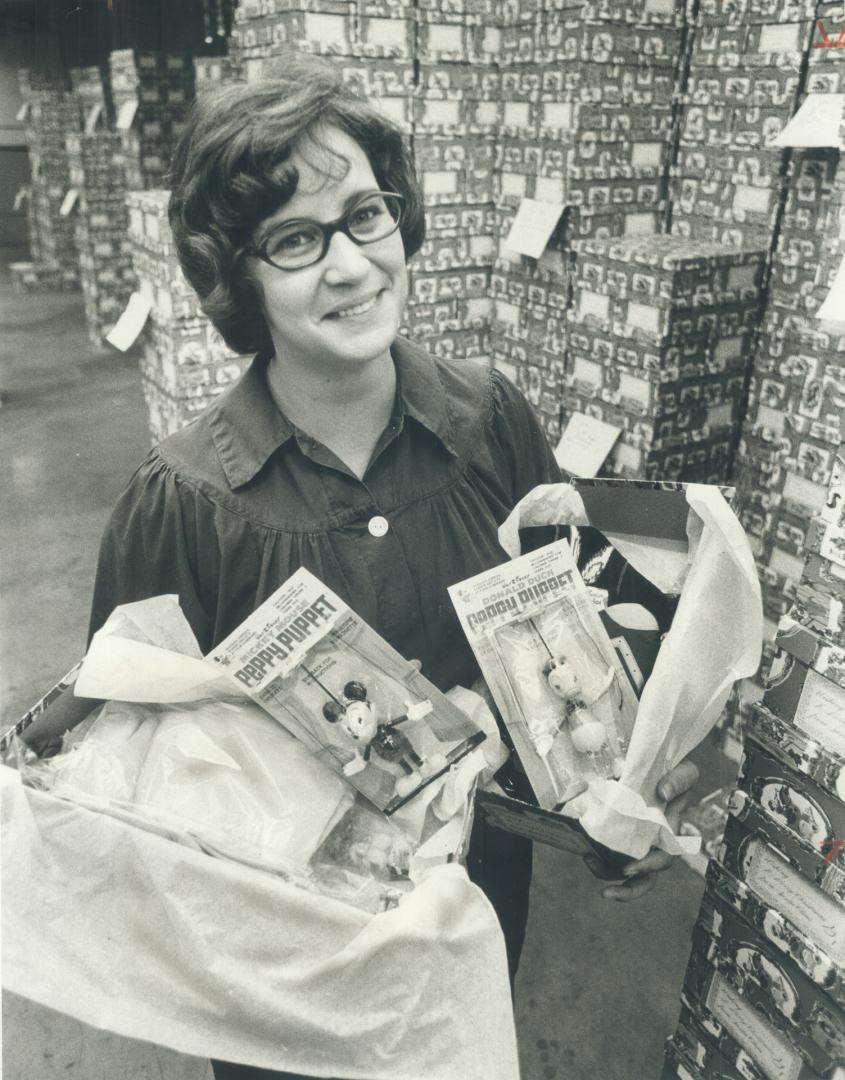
[491,605,629,794]
[450,538,640,810]
[208,569,487,815]
[19,697,419,913]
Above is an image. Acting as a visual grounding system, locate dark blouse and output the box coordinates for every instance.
[90,336,560,694]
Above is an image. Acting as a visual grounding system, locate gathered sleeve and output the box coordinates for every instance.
[487,367,562,504]
[88,451,216,650]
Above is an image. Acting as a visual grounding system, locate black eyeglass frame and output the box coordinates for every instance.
[240,191,406,272]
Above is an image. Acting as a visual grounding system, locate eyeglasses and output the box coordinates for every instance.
[243,191,405,271]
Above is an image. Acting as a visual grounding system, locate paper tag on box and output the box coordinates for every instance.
[106,290,152,351]
[817,252,845,324]
[59,189,79,217]
[84,102,103,134]
[504,198,565,259]
[774,94,845,149]
[557,410,622,475]
[116,99,139,131]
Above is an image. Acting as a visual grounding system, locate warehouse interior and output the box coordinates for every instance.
[2,0,844,1078]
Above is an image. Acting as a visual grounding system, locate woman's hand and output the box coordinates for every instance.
[590,758,700,902]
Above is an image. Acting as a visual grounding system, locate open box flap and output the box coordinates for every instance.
[497,480,762,859]
[499,481,695,594]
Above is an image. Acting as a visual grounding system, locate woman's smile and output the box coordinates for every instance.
[324,290,383,320]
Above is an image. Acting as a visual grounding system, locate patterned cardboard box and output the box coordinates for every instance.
[692,888,845,1070]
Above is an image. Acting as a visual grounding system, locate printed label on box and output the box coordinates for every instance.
[743,836,845,967]
[706,975,805,1080]
[794,668,845,759]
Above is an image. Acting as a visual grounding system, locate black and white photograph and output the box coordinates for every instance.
[1,1,843,1077]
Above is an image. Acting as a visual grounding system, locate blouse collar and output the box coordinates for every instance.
[210,335,458,489]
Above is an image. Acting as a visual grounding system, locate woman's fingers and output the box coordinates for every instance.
[602,871,659,902]
[656,758,700,804]
[621,847,673,878]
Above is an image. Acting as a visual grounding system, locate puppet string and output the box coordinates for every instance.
[300,664,344,708]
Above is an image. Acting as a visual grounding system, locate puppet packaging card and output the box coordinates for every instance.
[207,568,486,815]
[448,539,640,809]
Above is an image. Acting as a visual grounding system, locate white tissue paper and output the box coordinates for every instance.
[2,596,517,1079]
[497,482,763,860]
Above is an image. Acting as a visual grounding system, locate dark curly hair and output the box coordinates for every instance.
[168,57,425,356]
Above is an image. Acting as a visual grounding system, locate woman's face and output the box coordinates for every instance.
[247,125,408,374]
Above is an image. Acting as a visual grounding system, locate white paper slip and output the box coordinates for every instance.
[59,189,79,217]
[554,413,621,477]
[116,99,139,131]
[503,198,565,259]
[773,93,845,149]
[84,102,103,134]
[12,186,29,211]
[106,291,152,351]
[15,101,29,123]
[817,251,845,323]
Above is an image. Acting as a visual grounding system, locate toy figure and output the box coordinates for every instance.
[322,680,433,794]
[540,656,623,778]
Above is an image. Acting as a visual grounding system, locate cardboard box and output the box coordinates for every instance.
[672,1002,820,1080]
[692,888,845,1069]
[776,610,845,690]
[572,234,766,306]
[570,286,761,344]
[660,1039,706,1080]
[725,785,845,903]
[680,956,826,1080]
[673,144,784,187]
[707,855,845,1003]
[761,654,845,769]
[739,728,845,853]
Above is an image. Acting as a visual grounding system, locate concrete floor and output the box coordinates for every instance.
[0,278,711,1080]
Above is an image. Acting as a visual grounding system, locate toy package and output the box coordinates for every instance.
[460,477,763,861]
[449,539,640,809]
[208,568,486,815]
[18,696,420,913]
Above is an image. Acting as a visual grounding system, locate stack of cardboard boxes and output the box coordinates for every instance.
[108,49,195,191]
[491,0,685,448]
[64,66,136,349]
[670,1,815,250]
[565,235,767,481]
[125,190,250,443]
[408,0,500,364]
[12,70,81,293]
[723,49,845,751]
[663,438,845,1080]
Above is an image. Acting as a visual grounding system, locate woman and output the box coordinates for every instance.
[28,57,696,1080]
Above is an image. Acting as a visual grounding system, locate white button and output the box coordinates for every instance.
[368,515,389,538]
